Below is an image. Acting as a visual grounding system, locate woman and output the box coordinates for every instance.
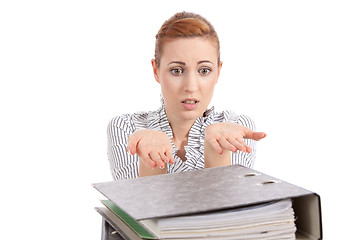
[108,12,266,180]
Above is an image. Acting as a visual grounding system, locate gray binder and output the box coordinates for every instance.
[93,165,322,239]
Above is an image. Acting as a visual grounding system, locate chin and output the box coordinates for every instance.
[180,109,205,121]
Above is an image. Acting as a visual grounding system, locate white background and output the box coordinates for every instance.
[1,0,359,239]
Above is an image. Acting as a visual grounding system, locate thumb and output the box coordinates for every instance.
[244,130,267,141]
[126,133,141,155]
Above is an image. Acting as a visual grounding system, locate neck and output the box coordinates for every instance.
[171,120,194,142]
[164,110,197,146]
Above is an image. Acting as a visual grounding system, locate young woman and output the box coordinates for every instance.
[108,12,266,180]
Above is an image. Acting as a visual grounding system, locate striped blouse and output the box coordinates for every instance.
[107,102,257,180]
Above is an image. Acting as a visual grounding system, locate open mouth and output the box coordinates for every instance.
[182,100,198,104]
[182,98,199,104]
[181,99,199,110]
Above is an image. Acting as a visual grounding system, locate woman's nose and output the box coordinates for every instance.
[184,72,199,93]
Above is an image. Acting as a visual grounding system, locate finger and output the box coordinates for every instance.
[208,138,223,155]
[150,152,165,169]
[227,138,247,153]
[235,138,253,153]
[251,132,267,141]
[218,138,237,153]
[159,152,169,163]
[141,154,157,169]
[258,132,267,140]
[244,130,267,141]
[126,134,141,155]
[164,150,174,165]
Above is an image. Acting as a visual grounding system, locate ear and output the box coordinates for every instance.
[151,59,160,83]
[215,61,223,84]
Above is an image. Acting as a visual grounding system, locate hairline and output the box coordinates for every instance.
[155,36,220,68]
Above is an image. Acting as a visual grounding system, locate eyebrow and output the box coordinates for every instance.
[197,60,214,65]
[167,60,214,66]
[168,61,186,66]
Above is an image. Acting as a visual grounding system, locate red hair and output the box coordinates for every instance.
[154,12,220,67]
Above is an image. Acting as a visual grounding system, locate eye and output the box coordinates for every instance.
[170,68,183,76]
[199,67,212,75]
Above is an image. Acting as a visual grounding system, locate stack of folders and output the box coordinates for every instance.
[94,165,322,240]
[97,198,296,240]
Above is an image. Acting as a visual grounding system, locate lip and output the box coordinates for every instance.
[181,98,199,110]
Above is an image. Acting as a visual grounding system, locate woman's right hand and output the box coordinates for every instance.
[126,129,175,170]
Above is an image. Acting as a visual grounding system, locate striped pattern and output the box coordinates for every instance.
[107,103,257,180]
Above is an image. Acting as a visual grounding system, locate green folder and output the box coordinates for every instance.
[101,199,155,239]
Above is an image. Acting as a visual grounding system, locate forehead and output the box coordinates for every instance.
[160,37,218,64]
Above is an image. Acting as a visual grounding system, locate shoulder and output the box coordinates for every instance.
[212,110,256,131]
[108,109,160,133]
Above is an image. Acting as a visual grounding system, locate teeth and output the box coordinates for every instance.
[184,100,196,104]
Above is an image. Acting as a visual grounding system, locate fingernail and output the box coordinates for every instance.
[127,149,132,155]
[160,165,165,169]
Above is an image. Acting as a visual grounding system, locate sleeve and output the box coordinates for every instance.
[107,115,139,180]
[226,111,257,168]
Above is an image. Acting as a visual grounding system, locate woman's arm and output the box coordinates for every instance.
[204,122,266,168]
[204,137,231,168]
[107,116,139,180]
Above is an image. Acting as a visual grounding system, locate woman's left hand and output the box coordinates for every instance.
[204,122,266,155]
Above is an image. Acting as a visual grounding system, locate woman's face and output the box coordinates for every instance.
[152,37,222,123]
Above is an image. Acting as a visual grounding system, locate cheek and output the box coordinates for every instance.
[159,75,182,101]
[200,76,217,92]
[161,77,176,94]
[160,72,183,91]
